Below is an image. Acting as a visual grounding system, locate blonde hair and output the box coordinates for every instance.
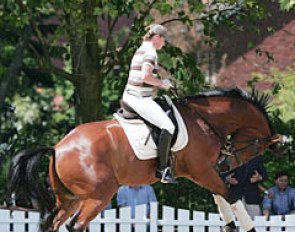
[143,25,155,41]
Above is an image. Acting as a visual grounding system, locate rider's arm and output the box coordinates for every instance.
[141,64,164,87]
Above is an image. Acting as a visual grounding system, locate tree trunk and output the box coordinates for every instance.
[72,26,104,124]
[0,26,31,110]
[75,71,104,124]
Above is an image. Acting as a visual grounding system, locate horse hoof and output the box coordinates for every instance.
[65,223,71,232]
[66,223,84,232]
[221,226,237,232]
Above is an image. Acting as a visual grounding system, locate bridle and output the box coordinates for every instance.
[219,135,274,172]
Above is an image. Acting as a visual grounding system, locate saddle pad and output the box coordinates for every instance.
[114,104,188,160]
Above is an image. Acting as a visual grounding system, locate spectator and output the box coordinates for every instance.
[117,185,157,218]
[262,171,295,217]
[221,155,267,219]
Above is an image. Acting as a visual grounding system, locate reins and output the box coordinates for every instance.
[171,87,226,143]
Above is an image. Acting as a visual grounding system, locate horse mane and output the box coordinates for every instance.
[185,87,273,133]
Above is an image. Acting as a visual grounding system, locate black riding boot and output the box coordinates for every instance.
[155,129,177,183]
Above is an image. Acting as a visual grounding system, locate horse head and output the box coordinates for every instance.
[183,88,281,172]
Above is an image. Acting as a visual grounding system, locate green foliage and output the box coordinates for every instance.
[249,67,295,189]
[279,0,295,11]
[264,115,295,188]
[251,68,295,122]
[0,75,74,203]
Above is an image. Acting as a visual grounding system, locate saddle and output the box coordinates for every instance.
[117,96,179,147]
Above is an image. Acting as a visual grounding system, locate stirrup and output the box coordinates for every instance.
[160,167,177,184]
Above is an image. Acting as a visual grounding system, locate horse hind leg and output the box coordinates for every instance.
[40,197,80,232]
[53,198,80,231]
[67,198,113,232]
[40,208,58,232]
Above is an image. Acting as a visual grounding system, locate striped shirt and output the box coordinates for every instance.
[125,41,159,97]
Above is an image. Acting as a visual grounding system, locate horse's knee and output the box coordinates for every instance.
[214,191,238,205]
[213,194,223,205]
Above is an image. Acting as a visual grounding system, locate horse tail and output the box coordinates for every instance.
[6,147,55,215]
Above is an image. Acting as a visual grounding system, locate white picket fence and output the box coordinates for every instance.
[1,203,295,232]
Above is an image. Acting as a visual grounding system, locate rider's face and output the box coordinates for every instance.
[153,34,166,50]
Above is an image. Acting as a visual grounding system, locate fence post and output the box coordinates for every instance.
[161,205,175,232]
[150,202,158,232]
[104,208,117,232]
[11,210,26,232]
[119,206,132,232]
[253,215,268,232]
[0,209,11,231]
[88,211,102,232]
[285,214,295,232]
[207,212,222,232]
[177,208,190,232]
[193,211,205,232]
[27,211,39,232]
[134,204,148,231]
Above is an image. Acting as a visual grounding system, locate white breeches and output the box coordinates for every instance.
[123,92,175,135]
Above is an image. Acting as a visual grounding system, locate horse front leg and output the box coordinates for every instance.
[190,169,255,232]
[213,194,236,232]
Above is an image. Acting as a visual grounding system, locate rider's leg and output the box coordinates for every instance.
[155,129,176,183]
[122,95,176,183]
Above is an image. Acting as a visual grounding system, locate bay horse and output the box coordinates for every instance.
[6,88,280,232]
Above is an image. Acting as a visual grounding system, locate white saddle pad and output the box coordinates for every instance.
[114,103,188,160]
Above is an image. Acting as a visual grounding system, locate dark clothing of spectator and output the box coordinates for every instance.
[221,156,267,204]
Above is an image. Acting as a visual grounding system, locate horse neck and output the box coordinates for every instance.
[182,97,271,138]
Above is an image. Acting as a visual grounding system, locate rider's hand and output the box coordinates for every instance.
[161,79,173,90]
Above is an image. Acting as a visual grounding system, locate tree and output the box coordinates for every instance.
[1,0,293,124]
[1,0,206,124]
